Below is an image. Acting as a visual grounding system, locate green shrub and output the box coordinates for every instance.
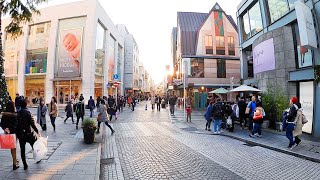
[262,82,289,122]
[82,118,97,130]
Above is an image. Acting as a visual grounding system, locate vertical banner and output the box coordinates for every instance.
[214,11,224,36]
[57,28,83,77]
[108,41,115,82]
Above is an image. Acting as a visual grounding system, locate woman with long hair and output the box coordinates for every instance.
[48,97,58,132]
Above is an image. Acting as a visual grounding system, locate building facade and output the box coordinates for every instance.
[2,0,124,104]
[237,0,320,137]
[117,25,140,95]
[172,3,241,109]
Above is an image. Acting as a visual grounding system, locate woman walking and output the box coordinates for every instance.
[0,96,20,170]
[64,101,74,124]
[16,99,40,170]
[107,100,117,121]
[48,97,58,132]
[96,100,115,134]
[37,100,47,131]
[286,97,299,149]
[249,102,265,138]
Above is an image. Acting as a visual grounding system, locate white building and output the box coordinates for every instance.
[2,0,124,104]
[117,24,140,95]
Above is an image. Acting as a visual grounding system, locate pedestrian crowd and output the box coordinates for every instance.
[202,95,307,149]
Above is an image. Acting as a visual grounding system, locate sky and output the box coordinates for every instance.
[46,0,242,84]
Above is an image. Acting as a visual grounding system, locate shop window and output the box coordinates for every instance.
[241,1,263,41]
[293,23,313,68]
[217,59,226,78]
[205,35,213,54]
[191,58,204,78]
[248,60,254,78]
[216,36,225,55]
[227,36,235,56]
[25,77,45,105]
[267,0,290,23]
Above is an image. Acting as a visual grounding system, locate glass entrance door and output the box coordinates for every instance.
[54,80,81,104]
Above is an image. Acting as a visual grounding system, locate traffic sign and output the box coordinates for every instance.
[113,74,119,80]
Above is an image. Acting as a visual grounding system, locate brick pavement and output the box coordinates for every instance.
[169,107,320,162]
[101,102,320,180]
[0,108,101,180]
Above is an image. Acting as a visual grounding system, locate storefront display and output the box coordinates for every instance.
[54,80,81,104]
[25,77,45,105]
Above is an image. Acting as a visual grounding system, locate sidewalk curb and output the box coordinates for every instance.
[191,131,320,163]
[95,138,102,180]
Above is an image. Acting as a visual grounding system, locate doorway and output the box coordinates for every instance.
[54,80,81,104]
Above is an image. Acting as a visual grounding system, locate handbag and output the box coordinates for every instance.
[0,134,16,149]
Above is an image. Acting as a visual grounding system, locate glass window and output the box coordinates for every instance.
[205,35,213,54]
[191,58,204,78]
[267,0,290,23]
[293,23,313,68]
[249,2,263,36]
[241,11,251,41]
[95,23,106,98]
[216,36,225,55]
[217,59,226,78]
[227,36,235,56]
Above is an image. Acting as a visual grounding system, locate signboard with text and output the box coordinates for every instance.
[253,38,275,74]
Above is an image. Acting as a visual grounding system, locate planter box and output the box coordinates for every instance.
[83,128,96,144]
[275,122,283,131]
[261,120,270,129]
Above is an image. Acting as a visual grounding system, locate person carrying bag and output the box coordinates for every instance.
[96,100,114,134]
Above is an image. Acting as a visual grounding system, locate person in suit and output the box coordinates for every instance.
[88,96,95,118]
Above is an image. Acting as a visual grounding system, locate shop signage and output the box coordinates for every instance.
[57,28,83,78]
[25,53,47,74]
[253,38,275,74]
[295,1,317,49]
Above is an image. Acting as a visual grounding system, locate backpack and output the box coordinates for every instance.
[214,103,224,117]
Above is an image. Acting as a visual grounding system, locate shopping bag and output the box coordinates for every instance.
[0,134,16,149]
[33,136,48,162]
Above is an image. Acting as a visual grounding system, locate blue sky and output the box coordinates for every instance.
[45,0,242,84]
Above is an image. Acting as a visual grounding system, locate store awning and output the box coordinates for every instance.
[50,77,82,81]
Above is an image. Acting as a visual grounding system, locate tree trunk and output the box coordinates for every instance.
[0,4,10,112]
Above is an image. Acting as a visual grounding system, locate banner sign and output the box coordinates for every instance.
[253,38,275,74]
[57,28,83,77]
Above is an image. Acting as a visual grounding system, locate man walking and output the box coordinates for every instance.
[169,95,177,116]
[238,97,247,128]
[156,95,161,111]
[212,98,225,134]
[88,96,95,118]
[151,96,156,110]
[245,96,257,132]
[15,93,22,112]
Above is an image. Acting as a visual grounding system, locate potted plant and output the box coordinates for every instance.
[82,118,97,144]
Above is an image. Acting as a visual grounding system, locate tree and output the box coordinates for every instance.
[0,0,47,111]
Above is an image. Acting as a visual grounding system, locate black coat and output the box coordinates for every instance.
[65,104,73,117]
[88,99,95,110]
[15,108,39,142]
[0,112,17,134]
[237,100,247,116]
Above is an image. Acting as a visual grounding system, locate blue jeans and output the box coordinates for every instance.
[286,123,295,146]
[252,123,261,135]
[213,119,222,132]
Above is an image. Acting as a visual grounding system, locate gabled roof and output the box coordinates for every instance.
[177,3,238,56]
[177,12,207,55]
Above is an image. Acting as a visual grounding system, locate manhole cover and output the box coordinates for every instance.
[101,158,115,165]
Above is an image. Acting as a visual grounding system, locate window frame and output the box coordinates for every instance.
[227,36,235,56]
[240,1,263,41]
[216,36,225,55]
[205,35,213,54]
[217,59,226,78]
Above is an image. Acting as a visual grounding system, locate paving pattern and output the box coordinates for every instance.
[101,103,320,180]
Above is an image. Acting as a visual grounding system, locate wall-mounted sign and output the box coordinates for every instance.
[113,74,119,80]
[295,1,317,49]
[253,38,275,74]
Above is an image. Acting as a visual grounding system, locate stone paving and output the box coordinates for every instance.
[102,102,320,180]
[169,107,320,162]
[0,108,101,180]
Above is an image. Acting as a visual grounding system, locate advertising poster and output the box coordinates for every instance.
[57,28,83,77]
[300,82,314,134]
[108,44,115,81]
[25,53,47,74]
[253,38,276,74]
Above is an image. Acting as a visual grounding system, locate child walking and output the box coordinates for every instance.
[186,104,192,123]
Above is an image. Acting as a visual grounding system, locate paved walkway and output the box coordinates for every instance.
[170,107,320,162]
[0,108,101,180]
[101,102,320,180]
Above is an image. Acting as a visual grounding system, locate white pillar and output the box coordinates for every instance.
[18,25,29,97]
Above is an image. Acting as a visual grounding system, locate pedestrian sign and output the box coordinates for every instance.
[113,74,119,80]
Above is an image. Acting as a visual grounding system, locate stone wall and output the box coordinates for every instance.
[252,25,297,97]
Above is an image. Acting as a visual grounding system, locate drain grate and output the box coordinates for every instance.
[101,158,115,165]
[243,143,258,147]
